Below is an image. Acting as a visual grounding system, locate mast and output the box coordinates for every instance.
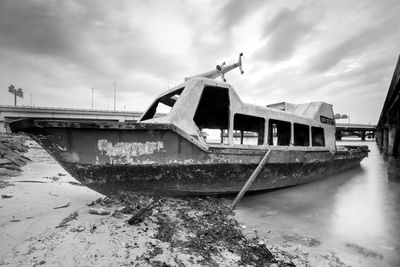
[185,53,244,82]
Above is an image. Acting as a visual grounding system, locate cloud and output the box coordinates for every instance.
[309,2,400,73]
[218,0,265,31]
[252,7,316,62]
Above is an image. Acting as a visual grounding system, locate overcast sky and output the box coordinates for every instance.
[0,0,399,123]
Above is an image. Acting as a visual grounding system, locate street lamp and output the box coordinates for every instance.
[91,88,94,110]
[8,85,24,106]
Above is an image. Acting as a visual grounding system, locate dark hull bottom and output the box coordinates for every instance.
[62,157,363,196]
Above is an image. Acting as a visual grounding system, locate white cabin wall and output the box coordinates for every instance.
[167,79,205,137]
[324,125,336,151]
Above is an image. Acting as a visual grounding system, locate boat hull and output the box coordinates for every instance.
[61,158,364,195]
[10,119,368,195]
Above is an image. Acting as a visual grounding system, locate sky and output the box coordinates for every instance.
[0,0,399,124]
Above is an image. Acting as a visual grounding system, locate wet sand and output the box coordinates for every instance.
[0,137,359,266]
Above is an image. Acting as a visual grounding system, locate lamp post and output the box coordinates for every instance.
[114,82,116,111]
[8,85,23,106]
[91,88,94,110]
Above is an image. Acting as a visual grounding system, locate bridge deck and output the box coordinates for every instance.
[0,105,143,132]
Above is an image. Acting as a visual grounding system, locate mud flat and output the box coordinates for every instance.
[0,135,343,266]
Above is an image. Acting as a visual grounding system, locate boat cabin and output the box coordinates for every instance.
[139,78,336,152]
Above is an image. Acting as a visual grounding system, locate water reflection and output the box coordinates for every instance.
[234,141,400,266]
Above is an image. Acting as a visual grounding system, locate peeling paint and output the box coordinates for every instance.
[97,139,164,157]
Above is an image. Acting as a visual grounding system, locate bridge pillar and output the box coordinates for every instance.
[376,130,382,146]
[386,101,400,156]
[394,126,400,157]
[388,125,397,156]
[0,121,5,133]
[383,128,389,152]
[361,130,366,141]
[335,131,342,141]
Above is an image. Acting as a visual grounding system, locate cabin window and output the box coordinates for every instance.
[140,88,184,121]
[194,86,230,144]
[312,127,325,146]
[294,123,310,146]
[268,119,291,146]
[233,114,265,145]
[320,116,335,125]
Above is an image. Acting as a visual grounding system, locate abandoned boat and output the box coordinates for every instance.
[10,54,368,195]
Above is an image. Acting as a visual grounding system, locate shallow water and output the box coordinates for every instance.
[234,140,400,266]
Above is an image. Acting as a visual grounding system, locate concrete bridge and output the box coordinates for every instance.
[0,105,142,133]
[376,54,400,157]
[335,123,376,141]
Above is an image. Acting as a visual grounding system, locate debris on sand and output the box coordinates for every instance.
[14,180,47,184]
[53,202,71,209]
[56,211,78,228]
[68,181,82,186]
[127,198,158,225]
[321,252,349,267]
[346,243,384,259]
[86,196,115,207]
[89,208,111,215]
[95,193,278,266]
[1,194,13,198]
[173,197,275,266]
[89,224,97,233]
[70,225,86,232]
[282,233,321,247]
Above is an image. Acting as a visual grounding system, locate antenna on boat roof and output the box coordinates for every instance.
[185,53,244,82]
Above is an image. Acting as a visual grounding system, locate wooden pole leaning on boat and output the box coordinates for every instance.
[231,149,272,210]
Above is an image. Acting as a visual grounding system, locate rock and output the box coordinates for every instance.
[0,135,30,176]
[0,158,12,165]
[0,168,20,177]
[0,164,22,171]
[0,180,15,188]
[3,155,26,167]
